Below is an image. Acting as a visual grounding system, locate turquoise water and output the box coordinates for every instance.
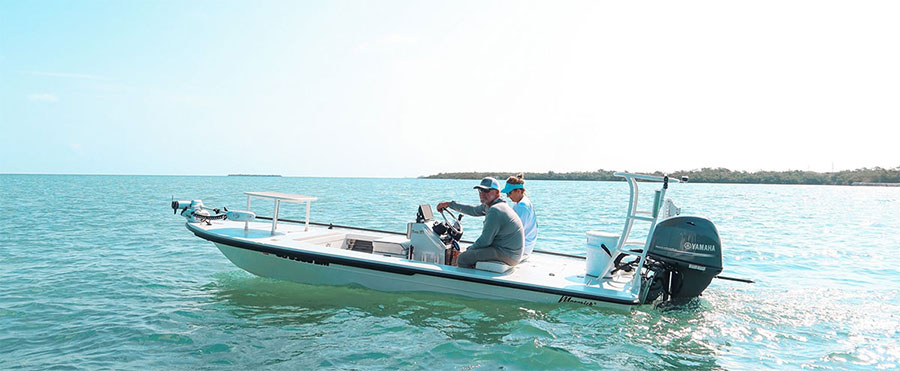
[2,175,899,369]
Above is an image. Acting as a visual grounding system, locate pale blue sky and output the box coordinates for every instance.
[2,1,898,176]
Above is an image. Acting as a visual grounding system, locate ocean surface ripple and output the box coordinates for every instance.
[1,175,898,369]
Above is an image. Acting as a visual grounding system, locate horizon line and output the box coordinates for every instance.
[0,172,419,179]
[3,165,899,178]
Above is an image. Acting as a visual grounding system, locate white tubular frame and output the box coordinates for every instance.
[603,173,680,292]
[244,191,317,235]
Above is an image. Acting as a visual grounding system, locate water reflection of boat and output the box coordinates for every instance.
[172,173,725,309]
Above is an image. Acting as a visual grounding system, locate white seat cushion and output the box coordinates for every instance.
[475,261,512,273]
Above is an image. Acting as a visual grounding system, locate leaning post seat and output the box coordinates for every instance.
[474,261,513,273]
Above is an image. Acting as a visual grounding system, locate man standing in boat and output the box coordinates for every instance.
[436,177,525,269]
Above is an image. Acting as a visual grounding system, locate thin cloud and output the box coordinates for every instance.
[27,93,59,103]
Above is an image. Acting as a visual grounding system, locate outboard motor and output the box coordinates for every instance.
[643,216,723,303]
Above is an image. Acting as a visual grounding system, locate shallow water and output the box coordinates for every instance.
[1,175,898,369]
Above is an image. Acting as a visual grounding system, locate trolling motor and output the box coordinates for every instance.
[171,199,256,225]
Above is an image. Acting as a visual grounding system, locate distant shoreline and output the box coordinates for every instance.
[851,182,900,187]
[227,174,282,177]
[422,167,900,186]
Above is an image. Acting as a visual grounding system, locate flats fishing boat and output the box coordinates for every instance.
[172,173,730,309]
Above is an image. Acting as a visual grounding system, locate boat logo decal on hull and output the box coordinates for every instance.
[274,252,330,267]
[558,296,596,306]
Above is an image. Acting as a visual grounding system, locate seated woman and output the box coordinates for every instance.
[502,173,538,257]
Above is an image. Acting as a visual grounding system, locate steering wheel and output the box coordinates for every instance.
[439,209,464,241]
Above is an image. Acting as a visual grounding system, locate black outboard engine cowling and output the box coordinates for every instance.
[645,216,723,301]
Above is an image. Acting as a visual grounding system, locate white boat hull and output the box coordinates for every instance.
[213,242,626,310]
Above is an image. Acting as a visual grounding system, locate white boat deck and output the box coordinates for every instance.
[190,219,641,304]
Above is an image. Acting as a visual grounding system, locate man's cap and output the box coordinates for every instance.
[501,183,524,194]
[473,177,500,191]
